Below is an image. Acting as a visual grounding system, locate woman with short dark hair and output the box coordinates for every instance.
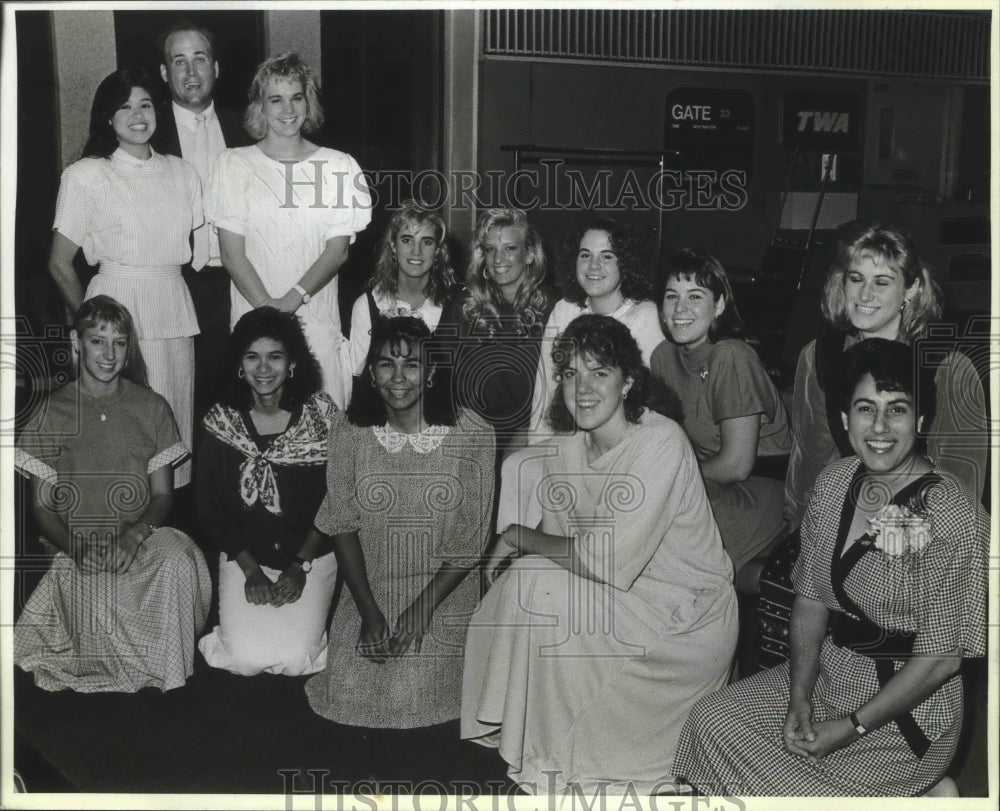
[650,248,791,569]
[675,337,988,796]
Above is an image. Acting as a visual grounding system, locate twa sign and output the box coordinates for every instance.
[783,91,860,149]
[797,111,850,133]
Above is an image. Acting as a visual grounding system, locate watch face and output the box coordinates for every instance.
[301,560,312,573]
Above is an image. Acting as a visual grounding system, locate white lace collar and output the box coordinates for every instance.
[373,422,449,453]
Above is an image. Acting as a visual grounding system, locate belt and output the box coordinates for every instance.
[828,609,930,758]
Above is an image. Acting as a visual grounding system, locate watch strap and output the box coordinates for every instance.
[293,284,311,303]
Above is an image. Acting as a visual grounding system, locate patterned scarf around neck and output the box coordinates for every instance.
[203,393,335,515]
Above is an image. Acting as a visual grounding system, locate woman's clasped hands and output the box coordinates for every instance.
[782,697,858,762]
[356,593,436,664]
[243,563,306,607]
[71,525,146,575]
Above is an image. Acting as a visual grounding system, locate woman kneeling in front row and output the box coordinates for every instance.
[15,296,210,692]
[462,315,737,796]
[197,308,338,676]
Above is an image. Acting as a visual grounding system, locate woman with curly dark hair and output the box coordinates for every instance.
[197,307,338,675]
[530,218,663,440]
[442,207,557,455]
[463,315,737,796]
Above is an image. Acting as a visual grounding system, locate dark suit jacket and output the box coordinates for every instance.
[154,103,253,158]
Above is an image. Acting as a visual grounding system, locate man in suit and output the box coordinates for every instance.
[155,21,251,421]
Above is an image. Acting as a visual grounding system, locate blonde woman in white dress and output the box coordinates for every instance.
[207,53,372,409]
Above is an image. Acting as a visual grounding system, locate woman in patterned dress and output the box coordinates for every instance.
[207,53,372,409]
[14,296,211,692]
[785,222,987,527]
[462,315,737,796]
[47,67,203,486]
[305,316,494,729]
[197,308,338,676]
[530,217,663,441]
[674,337,988,796]
[650,249,791,570]
[346,200,457,397]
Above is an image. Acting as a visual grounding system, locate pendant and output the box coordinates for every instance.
[100,413,107,422]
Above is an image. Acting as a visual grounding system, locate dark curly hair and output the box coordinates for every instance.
[555,218,656,307]
[347,316,457,428]
[82,67,164,159]
[217,308,323,411]
[840,337,936,449]
[660,248,745,342]
[546,315,651,432]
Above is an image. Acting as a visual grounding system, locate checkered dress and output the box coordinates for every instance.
[673,457,988,796]
[14,379,211,692]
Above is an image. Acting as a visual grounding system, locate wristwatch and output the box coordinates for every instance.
[292,284,311,304]
[849,711,868,737]
[293,555,313,573]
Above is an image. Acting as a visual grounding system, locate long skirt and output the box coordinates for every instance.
[673,650,963,796]
[14,527,211,693]
[461,555,738,796]
[199,552,338,677]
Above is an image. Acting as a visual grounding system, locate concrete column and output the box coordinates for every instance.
[263,10,321,73]
[51,10,117,168]
[442,10,480,242]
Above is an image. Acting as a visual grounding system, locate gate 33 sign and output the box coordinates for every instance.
[782,90,861,150]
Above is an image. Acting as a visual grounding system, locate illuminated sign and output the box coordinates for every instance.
[782,91,861,148]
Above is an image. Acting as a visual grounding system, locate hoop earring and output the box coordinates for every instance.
[426,375,435,389]
[288,366,295,378]
[238,368,245,379]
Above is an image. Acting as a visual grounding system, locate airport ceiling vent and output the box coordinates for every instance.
[483,9,990,83]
